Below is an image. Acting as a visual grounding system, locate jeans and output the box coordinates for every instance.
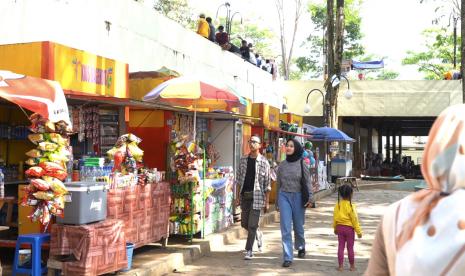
[337,225,355,266]
[278,190,306,262]
[241,198,262,251]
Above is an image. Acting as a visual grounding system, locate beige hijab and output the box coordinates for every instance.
[397,104,465,248]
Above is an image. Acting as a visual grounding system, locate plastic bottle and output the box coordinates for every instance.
[0,168,4,198]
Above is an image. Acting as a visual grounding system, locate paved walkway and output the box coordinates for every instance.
[168,189,410,276]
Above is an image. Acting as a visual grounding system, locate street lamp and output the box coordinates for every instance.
[216,2,242,38]
[331,74,352,100]
[304,88,327,126]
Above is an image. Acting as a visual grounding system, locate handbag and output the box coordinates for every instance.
[300,159,310,207]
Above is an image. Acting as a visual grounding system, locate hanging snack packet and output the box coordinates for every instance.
[45,133,68,146]
[39,162,65,173]
[45,121,56,132]
[28,133,44,144]
[38,142,58,152]
[33,191,55,201]
[31,178,51,191]
[42,176,67,195]
[25,166,45,178]
[26,149,43,158]
[26,158,40,166]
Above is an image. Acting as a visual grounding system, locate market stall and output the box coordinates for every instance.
[143,78,245,240]
[0,42,174,274]
[309,126,356,185]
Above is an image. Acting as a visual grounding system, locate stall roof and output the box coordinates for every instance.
[65,93,187,112]
[270,128,312,138]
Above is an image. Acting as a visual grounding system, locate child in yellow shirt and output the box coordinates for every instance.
[333,184,362,272]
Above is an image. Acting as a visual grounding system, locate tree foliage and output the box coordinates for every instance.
[153,0,195,30]
[376,70,399,80]
[402,28,460,79]
[230,21,276,58]
[296,0,364,78]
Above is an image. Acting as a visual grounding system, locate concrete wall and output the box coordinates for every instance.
[0,0,278,107]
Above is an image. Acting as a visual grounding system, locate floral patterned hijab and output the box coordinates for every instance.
[398,104,465,248]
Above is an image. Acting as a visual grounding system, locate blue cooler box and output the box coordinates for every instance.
[57,181,108,225]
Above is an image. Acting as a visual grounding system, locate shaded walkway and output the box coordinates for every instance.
[169,189,410,275]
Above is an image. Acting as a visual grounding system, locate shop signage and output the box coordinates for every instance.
[53,43,128,98]
[73,58,113,88]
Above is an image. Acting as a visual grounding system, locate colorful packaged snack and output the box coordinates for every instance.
[33,191,55,201]
[39,162,65,173]
[38,142,58,152]
[31,178,51,191]
[28,133,44,144]
[25,166,45,178]
[25,149,43,158]
[42,176,67,195]
[25,158,40,166]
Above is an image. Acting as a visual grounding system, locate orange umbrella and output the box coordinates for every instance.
[0,70,71,126]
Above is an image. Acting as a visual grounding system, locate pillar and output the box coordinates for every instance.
[377,128,383,155]
[386,130,391,162]
[354,118,361,176]
[367,126,373,155]
[399,134,402,162]
[392,132,397,162]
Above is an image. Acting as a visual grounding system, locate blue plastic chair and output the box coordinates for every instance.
[13,233,50,276]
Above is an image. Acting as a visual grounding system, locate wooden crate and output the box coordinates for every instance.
[49,219,127,276]
[107,182,171,248]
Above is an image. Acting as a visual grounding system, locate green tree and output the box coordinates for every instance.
[296,0,364,78]
[153,0,195,30]
[229,21,276,58]
[376,70,399,80]
[402,28,460,79]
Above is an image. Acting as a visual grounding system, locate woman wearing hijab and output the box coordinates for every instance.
[365,104,465,276]
[276,138,313,267]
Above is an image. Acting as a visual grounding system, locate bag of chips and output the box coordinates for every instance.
[26,158,40,166]
[31,178,51,191]
[45,121,56,132]
[25,166,45,178]
[49,170,67,181]
[38,142,58,152]
[39,162,65,173]
[28,133,44,144]
[42,176,67,195]
[26,149,43,158]
[33,191,55,201]
[45,133,68,146]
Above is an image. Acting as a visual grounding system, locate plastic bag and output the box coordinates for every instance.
[39,162,65,172]
[38,142,58,152]
[25,167,45,178]
[45,133,68,146]
[43,176,67,194]
[31,178,51,191]
[25,149,43,158]
[45,121,55,132]
[46,170,67,181]
[33,191,55,201]
[28,134,44,144]
[26,158,40,166]
[127,142,144,162]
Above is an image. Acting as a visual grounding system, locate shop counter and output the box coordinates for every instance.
[50,219,127,276]
[107,181,171,248]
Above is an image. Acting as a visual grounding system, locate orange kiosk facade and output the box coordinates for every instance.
[0,41,129,240]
